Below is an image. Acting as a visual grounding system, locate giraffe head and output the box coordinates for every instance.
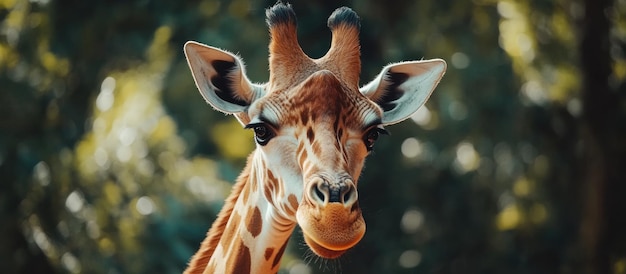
[184,3,445,259]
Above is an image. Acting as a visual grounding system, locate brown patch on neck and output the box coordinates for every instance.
[226,241,252,274]
[246,206,263,237]
[272,239,290,268]
[264,247,275,261]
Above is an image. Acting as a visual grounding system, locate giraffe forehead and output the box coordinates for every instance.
[256,70,382,127]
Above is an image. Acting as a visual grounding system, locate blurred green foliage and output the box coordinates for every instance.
[1,0,625,273]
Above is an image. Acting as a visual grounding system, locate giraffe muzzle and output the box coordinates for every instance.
[297,176,365,258]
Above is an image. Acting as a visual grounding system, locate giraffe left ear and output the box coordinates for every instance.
[184,41,264,123]
[360,59,446,125]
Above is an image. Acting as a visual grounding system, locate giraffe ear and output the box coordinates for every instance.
[184,41,264,116]
[360,59,446,125]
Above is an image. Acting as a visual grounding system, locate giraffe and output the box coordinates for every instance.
[182,3,446,273]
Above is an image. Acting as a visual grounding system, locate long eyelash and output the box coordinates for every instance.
[244,122,264,129]
[244,118,279,131]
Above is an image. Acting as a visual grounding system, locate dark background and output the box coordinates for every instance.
[1,0,625,273]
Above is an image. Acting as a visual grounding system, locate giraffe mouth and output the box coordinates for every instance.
[302,233,350,259]
[297,203,366,259]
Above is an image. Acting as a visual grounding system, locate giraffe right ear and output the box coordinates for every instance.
[360,59,446,125]
[184,41,264,116]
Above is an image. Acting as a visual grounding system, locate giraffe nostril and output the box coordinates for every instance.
[343,184,358,205]
[314,183,326,203]
[343,187,353,203]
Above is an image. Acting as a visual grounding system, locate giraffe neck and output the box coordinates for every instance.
[184,151,299,274]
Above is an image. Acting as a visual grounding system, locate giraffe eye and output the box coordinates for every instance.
[245,123,275,146]
[363,127,389,151]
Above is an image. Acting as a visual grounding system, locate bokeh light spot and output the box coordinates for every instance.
[451,52,470,69]
[61,252,81,273]
[496,204,522,230]
[119,127,137,146]
[401,208,425,233]
[567,98,582,117]
[136,196,155,215]
[33,226,52,254]
[65,191,84,213]
[94,147,109,168]
[96,77,116,111]
[398,250,422,268]
[116,146,132,163]
[513,177,531,197]
[401,138,422,159]
[86,220,100,239]
[98,237,115,257]
[454,141,480,173]
[33,161,50,186]
[521,80,548,105]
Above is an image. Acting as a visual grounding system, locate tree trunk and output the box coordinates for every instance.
[580,0,626,273]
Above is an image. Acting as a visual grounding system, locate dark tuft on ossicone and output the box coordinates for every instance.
[266,2,297,28]
[327,6,360,30]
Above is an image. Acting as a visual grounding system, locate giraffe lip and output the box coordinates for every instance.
[300,221,365,259]
[302,233,349,259]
